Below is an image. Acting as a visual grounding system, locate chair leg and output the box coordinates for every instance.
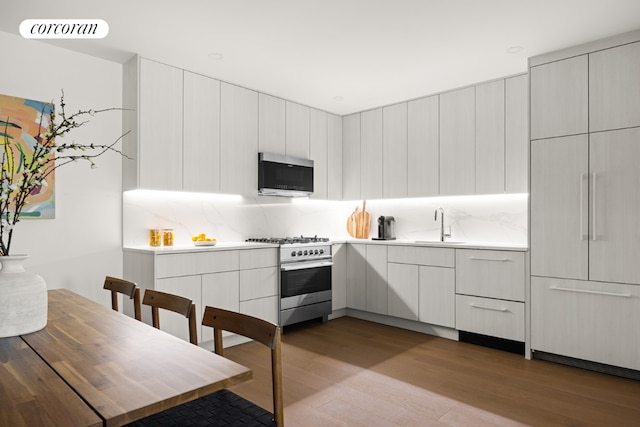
[272,331,284,426]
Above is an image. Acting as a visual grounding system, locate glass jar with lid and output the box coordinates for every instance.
[162,228,174,246]
[149,228,162,247]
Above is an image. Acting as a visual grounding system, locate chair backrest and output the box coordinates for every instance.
[202,306,283,427]
[103,276,142,321]
[142,289,198,345]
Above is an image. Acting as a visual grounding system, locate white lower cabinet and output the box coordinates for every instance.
[201,271,240,342]
[387,263,419,321]
[455,248,526,341]
[123,247,278,345]
[456,249,525,301]
[331,243,347,311]
[239,266,279,325]
[156,275,202,343]
[345,244,526,342]
[531,277,640,371]
[387,245,455,327]
[239,267,278,301]
[240,296,279,326]
[456,295,524,341]
[366,245,388,314]
[419,266,455,328]
[346,244,367,310]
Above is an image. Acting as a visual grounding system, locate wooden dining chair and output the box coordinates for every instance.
[126,306,284,427]
[204,306,284,427]
[103,276,142,321]
[142,289,198,345]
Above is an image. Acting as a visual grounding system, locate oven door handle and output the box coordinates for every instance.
[281,260,333,271]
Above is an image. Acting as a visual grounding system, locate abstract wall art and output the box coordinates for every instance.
[0,93,55,219]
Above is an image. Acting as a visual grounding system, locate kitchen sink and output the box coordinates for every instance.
[414,240,466,245]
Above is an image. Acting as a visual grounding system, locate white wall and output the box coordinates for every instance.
[0,31,123,306]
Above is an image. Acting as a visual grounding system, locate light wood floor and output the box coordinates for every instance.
[225,316,640,426]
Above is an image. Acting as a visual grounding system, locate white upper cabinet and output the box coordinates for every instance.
[126,56,527,200]
[589,41,640,132]
[383,102,408,198]
[530,55,588,140]
[327,113,343,200]
[342,113,361,200]
[505,74,528,193]
[220,83,259,196]
[138,58,184,191]
[258,94,286,155]
[440,86,475,195]
[407,95,439,197]
[183,71,221,193]
[475,80,505,194]
[285,101,310,159]
[360,108,383,200]
[309,108,328,199]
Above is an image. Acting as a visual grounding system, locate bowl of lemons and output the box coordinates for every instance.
[192,233,217,246]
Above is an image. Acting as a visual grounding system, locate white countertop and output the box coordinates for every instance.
[338,239,528,251]
[124,239,527,254]
[123,241,279,254]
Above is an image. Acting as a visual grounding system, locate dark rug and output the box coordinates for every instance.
[125,389,276,427]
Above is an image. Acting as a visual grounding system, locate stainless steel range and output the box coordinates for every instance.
[246,236,332,327]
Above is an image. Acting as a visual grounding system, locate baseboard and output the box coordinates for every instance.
[533,351,640,381]
[343,309,459,341]
[459,331,525,355]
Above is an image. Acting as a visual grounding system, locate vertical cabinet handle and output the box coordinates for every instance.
[580,173,588,240]
[592,172,597,241]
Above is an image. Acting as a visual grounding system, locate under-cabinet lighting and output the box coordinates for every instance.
[124,189,243,203]
[341,193,527,205]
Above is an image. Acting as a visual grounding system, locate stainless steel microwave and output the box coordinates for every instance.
[258,152,314,197]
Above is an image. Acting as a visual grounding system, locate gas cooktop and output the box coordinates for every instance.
[246,236,330,245]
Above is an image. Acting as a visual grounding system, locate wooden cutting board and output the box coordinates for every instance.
[346,201,371,238]
[347,207,359,238]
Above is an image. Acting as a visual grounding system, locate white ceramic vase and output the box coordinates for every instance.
[0,255,47,338]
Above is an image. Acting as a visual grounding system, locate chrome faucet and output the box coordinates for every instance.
[434,207,451,242]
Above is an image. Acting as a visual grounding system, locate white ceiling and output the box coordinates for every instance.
[3,0,640,115]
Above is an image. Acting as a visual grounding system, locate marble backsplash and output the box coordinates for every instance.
[123,190,528,247]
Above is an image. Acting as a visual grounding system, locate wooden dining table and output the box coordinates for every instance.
[0,288,252,427]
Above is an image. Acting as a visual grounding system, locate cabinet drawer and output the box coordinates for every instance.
[239,248,278,269]
[240,295,279,324]
[456,249,525,301]
[156,250,239,278]
[531,277,640,371]
[240,267,278,301]
[456,295,524,342]
[388,246,454,267]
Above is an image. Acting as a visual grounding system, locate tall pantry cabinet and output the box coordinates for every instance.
[529,32,640,372]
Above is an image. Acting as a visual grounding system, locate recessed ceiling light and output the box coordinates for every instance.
[506,46,524,54]
[333,96,344,101]
[207,52,224,60]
